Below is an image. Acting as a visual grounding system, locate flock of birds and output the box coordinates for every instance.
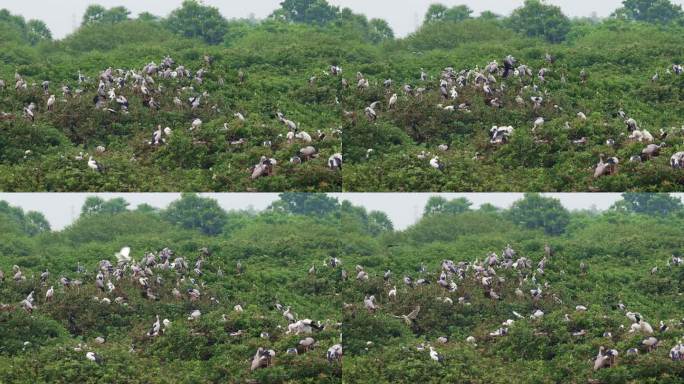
[338,54,684,178]
[5,54,684,183]
[1,238,683,375]
[348,244,684,371]
[1,55,342,180]
[1,246,342,372]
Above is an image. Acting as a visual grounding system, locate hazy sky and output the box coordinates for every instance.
[4,0,683,39]
[3,193,678,231]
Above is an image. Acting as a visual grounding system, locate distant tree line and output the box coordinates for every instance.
[0,193,681,244]
[420,193,683,236]
[423,0,684,43]
[3,0,682,46]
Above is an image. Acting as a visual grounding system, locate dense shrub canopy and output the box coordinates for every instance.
[0,194,343,383]
[3,1,684,191]
[341,193,684,383]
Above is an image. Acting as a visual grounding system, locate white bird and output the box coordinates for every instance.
[670,152,684,169]
[47,95,55,111]
[45,286,54,301]
[295,131,312,143]
[593,347,617,370]
[151,126,163,145]
[328,153,342,170]
[85,352,101,364]
[533,117,544,131]
[115,246,131,264]
[326,344,342,363]
[429,346,443,362]
[388,286,397,299]
[643,336,659,351]
[190,119,202,130]
[188,309,201,320]
[388,93,398,109]
[147,315,161,337]
[363,295,377,312]
[429,157,443,171]
[87,156,103,173]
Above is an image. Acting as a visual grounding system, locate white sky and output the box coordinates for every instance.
[2,193,676,231]
[3,0,682,39]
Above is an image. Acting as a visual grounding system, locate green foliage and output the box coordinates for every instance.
[26,20,51,45]
[507,0,572,43]
[424,3,473,24]
[423,196,472,216]
[342,194,684,384]
[611,192,684,215]
[0,7,343,192]
[1,195,683,382]
[164,0,229,44]
[273,0,340,25]
[270,192,339,216]
[614,0,684,24]
[343,18,684,192]
[81,5,131,26]
[0,8,52,46]
[506,193,570,235]
[367,211,393,236]
[162,193,228,235]
[0,200,50,236]
[81,197,130,217]
[0,195,343,383]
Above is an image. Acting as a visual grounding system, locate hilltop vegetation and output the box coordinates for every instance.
[0,1,360,192]
[341,193,684,383]
[2,192,684,382]
[3,0,684,191]
[0,193,346,383]
[341,0,684,192]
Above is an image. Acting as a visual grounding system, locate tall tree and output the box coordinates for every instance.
[424,196,472,216]
[479,11,501,20]
[102,6,131,24]
[424,3,473,24]
[272,0,340,25]
[81,197,129,216]
[24,211,51,236]
[26,20,51,45]
[506,193,570,235]
[164,0,229,44]
[507,0,571,43]
[137,12,160,22]
[369,18,394,42]
[424,4,449,24]
[424,196,448,216]
[82,4,130,26]
[612,193,683,216]
[368,211,394,236]
[82,5,107,26]
[271,193,339,216]
[613,0,684,23]
[162,193,228,235]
